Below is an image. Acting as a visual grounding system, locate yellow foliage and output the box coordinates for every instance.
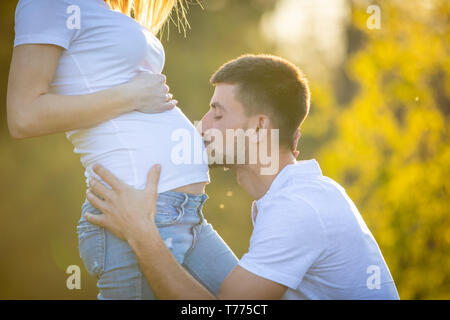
[318,0,450,299]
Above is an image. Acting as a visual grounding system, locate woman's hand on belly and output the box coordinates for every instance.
[125,72,178,114]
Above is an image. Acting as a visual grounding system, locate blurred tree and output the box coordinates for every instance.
[319,0,450,299]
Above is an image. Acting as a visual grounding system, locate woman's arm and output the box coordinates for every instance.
[7,44,175,139]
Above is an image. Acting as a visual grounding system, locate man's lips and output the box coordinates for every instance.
[203,137,213,148]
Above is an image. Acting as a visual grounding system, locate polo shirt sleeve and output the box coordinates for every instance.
[14,0,78,49]
[238,193,327,290]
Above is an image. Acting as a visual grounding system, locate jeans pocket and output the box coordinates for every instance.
[77,219,105,279]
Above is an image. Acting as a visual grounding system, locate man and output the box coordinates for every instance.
[85,54,400,299]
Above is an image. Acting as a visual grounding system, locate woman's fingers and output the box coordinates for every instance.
[139,100,177,113]
[136,71,166,83]
[165,99,178,109]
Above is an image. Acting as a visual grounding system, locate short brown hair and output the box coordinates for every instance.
[210,54,310,148]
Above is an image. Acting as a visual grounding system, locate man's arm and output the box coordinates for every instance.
[85,164,288,300]
[126,223,287,300]
[127,221,217,300]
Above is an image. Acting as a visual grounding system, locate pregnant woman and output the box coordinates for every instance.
[7,0,238,299]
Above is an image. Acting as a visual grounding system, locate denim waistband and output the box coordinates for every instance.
[157,190,208,210]
[81,190,208,215]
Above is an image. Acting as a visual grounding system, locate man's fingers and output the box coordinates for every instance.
[92,164,123,191]
[88,178,112,201]
[87,189,108,213]
[145,164,162,196]
[84,211,107,228]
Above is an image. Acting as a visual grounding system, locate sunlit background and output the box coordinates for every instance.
[0,0,448,299]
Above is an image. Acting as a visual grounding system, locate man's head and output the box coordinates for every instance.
[200,54,310,170]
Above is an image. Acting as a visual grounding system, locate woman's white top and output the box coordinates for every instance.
[14,0,209,192]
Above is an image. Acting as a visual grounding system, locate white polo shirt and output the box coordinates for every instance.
[238,160,399,300]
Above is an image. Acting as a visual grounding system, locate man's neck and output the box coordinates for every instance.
[235,151,297,200]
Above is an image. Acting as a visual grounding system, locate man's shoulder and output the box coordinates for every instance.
[265,173,341,204]
[258,173,351,224]
[257,183,323,227]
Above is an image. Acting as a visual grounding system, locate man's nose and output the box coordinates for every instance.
[194,120,203,134]
[199,115,211,136]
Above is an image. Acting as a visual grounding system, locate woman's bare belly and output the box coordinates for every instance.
[172,181,207,195]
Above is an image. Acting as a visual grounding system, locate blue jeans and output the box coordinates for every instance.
[77,191,239,299]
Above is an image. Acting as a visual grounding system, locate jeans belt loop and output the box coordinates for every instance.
[197,194,207,224]
[174,193,189,224]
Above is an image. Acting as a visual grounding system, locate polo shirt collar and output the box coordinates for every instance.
[251,159,322,225]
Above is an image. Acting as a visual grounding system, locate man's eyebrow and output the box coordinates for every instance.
[210,102,225,111]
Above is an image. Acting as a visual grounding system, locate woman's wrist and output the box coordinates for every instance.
[114,82,138,113]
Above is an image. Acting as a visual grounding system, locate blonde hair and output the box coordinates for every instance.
[104,0,200,36]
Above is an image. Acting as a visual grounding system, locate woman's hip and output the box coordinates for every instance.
[76,191,210,299]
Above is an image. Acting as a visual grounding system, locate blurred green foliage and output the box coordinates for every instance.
[0,0,448,299]
[318,0,450,299]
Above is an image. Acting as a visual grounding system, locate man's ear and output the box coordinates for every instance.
[246,114,271,144]
[257,115,271,131]
[255,114,272,143]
